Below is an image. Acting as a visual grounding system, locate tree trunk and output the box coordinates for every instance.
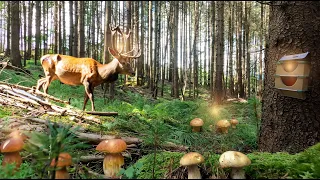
[172,1,179,98]
[193,1,199,99]
[210,1,216,100]
[10,1,21,67]
[148,1,153,91]
[258,3,264,99]
[138,1,144,86]
[237,2,244,98]
[54,1,58,54]
[73,2,78,57]
[69,1,73,56]
[78,1,85,57]
[229,1,234,97]
[34,1,41,64]
[245,2,251,98]
[5,1,11,57]
[23,1,27,65]
[214,1,224,105]
[258,1,320,153]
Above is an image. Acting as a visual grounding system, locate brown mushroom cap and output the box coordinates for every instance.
[50,152,72,167]
[216,120,231,128]
[219,151,251,168]
[96,139,127,153]
[230,119,239,125]
[0,137,24,153]
[8,130,28,141]
[190,118,204,127]
[180,152,204,166]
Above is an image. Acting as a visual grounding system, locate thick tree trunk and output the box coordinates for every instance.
[214,1,224,105]
[210,1,216,100]
[10,1,21,67]
[69,1,73,56]
[138,1,144,86]
[258,1,320,153]
[172,1,179,98]
[193,1,199,99]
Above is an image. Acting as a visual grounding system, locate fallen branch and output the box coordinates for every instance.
[24,117,86,132]
[85,111,118,116]
[74,132,142,145]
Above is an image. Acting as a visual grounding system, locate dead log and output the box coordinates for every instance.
[74,132,142,145]
[0,81,70,104]
[24,117,86,132]
[85,111,118,116]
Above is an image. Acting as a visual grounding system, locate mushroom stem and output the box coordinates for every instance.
[103,153,124,178]
[55,167,70,179]
[231,125,236,129]
[230,167,246,179]
[192,126,201,132]
[2,151,22,169]
[187,165,201,179]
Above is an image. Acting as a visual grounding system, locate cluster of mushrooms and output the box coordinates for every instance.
[186,117,250,179]
[0,130,73,179]
[190,117,239,134]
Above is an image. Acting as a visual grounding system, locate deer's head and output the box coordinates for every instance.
[108,24,141,77]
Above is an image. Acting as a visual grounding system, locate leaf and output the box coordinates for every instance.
[125,166,135,178]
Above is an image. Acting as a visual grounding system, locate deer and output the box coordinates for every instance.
[36,24,141,112]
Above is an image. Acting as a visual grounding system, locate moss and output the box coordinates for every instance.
[136,151,184,179]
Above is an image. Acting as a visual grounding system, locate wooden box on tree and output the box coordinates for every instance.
[274,52,310,99]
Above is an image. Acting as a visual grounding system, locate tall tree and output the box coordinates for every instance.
[210,1,216,100]
[258,2,264,99]
[73,2,78,57]
[34,1,41,64]
[54,1,58,53]
[69,1,73,56]
[228,1,234,97]
[172,1,179,98]
[137,1,144,86]
[78,1,85,57]
[148,1,152,89]
[23,1,27,65]
[214,1,225,104]
[245,2,251,97]
[193,1,199,99]
[10,1,21,67]
[258,1,320,153]
[5,1,10,57]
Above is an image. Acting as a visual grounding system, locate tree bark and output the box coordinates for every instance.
[5,1,11,57]
[78,1,85,57]
[10,1,21,67]
[69,1,73,56]
[258,1,320,153]
[214,1,224,105]
[34,1,41,64]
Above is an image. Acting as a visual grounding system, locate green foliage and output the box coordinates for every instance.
[23,122,90,178]
[288,143,320,179]
[0,157,37,179]
[245,152,296,179]
[119,161,144,179]
[135,151,184,179]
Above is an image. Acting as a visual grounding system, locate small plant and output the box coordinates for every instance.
[118,161,143,179]
[23,121,90,179]
[0,157,36,178]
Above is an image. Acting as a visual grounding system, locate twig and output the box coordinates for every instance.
[85,111,118,116]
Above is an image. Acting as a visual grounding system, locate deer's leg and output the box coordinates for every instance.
[83,91,89,111]
[83,80,95,112]
[43,76,54,94]
[36,78,47,92]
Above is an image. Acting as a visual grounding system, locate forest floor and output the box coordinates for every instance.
[0,60,319,179]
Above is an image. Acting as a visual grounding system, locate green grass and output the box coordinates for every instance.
[3,60,319,179]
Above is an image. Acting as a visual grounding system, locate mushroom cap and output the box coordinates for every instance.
[0,137,24,153]
[180,152,205,166]
[216,120,231,128]
[219,151,251,168]
[190,118,204,127]
[230,119,239,125]
[50,152,72,167]
[96,138,127,153]
[8,130,28,141]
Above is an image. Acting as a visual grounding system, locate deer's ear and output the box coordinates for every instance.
[53,54,61,61]
[108,47,120,59]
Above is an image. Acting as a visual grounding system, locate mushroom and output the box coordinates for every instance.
[180,152,205,179]
[0,134,24,170]
[219,151,251,179]
[230,118,239,129]
[190,118,204,132]
[96,138,127,178]
[50,152,72,179]
[216,120,231,134]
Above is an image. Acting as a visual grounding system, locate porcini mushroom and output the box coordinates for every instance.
[230,118,239,129]
[190,118,204,132]
[216,120,231,134]
[180,152,204,179]
[96,138,127,178]
[219,151,251,179]
[0,135,24,170]
[50,152,72,179]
